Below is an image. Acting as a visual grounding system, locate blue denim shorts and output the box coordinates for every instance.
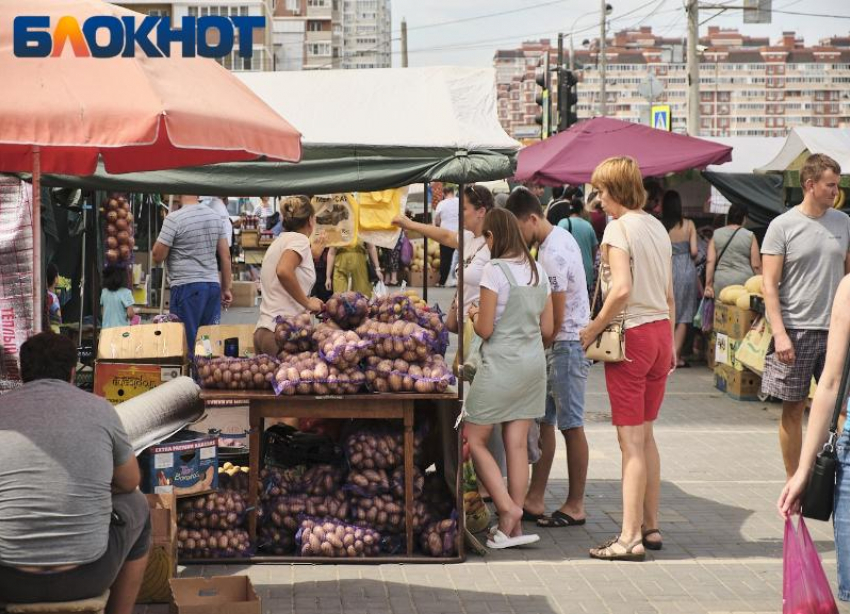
[541,340,590,431]
[834,431,850,600]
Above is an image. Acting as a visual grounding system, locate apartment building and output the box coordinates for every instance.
[495,27,850,139]
[340,0,391,70]
[115,0,276,71]
[273,0,343,70]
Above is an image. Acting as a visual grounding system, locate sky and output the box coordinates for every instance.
[389,0,849,68]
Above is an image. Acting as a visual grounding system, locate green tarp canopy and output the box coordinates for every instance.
[40,67,520,194]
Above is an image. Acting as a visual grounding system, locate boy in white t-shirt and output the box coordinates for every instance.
[507,187,591,528]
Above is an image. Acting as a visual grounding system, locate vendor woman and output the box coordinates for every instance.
[254,195,326,356]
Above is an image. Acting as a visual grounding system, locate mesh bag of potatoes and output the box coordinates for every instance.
[296,516,382,558]
[315,325,373,369]
[176,490,249,532]
[261,464,345,499]
[343,423,426,471]
[321,292,370,328]
[355,319,439,360]
[261,492,349,532]
[363,355,455,394]
[272,352,366,396]
[419,517,459,558]
[195,355,280,391]
[177,528,251,560]
[102,195,135,266]
[349,493,431,534]
[274,313,314,355]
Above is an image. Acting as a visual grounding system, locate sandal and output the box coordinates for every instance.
[589,536,646,562]
[642,528,663,551]
[536,510,586,528]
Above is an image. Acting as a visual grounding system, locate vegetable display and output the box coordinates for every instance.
[102,195,135,266]
[321,292,369,328]
[419,518,458,557]
[196,355,279,390]
[296,517,381,558]
[177,528,251,559]
[274,313,314,354]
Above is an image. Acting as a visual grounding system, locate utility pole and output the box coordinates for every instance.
[599,0,607,116]
[686,0,700,135]
[401,18,408,68]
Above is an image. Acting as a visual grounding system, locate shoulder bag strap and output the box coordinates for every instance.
[824,343,850,454]
[592,219,633,316]
[716,227,743,266]
[567,218,572,234]
[493,260,519,287]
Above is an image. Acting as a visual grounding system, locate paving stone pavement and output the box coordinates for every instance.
[136,290,849,613]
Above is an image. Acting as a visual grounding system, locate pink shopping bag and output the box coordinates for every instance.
[783,516,839,614]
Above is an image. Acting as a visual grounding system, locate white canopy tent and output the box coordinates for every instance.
[756,128,850,174]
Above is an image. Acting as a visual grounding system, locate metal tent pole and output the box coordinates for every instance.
[32,147,42,334]
[456,184,465,399]
[78,200,87,347]
[422,182,429,302]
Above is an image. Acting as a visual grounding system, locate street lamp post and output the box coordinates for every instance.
[600,0,608,116]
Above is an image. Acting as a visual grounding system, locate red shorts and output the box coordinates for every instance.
[604,319,672,427]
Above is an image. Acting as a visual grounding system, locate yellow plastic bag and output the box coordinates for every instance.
[310,193,358,248]
[357,189,404,231]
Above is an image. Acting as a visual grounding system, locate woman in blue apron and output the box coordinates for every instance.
[465,208,553,549]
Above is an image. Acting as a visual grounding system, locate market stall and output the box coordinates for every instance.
[41,67,520,567]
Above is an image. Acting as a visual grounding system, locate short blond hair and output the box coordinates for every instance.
[800,153,841,188]
[591,156,647,210]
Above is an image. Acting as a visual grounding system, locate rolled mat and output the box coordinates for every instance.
[114,376,203,454]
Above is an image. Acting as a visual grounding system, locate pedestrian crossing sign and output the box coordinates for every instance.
[651,104,671,131]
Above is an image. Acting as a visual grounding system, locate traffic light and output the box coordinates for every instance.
[534,54,551,139]
[558,68,578,131]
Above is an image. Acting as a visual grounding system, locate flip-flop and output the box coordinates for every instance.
[522,509,543,522]
[486,529,540,549]
[536,510,586,528]
[642,528,663,551]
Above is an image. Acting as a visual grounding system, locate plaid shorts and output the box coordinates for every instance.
[761,329,828,402]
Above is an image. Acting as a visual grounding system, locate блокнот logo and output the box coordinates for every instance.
[13,15,265,58]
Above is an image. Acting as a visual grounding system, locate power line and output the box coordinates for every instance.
[391,0,582,35]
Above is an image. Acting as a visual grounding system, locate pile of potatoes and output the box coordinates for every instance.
[263,492,349,532]
[355,319,437,361]
[297,517,381,558]
[216,463,250,495]
[346,466,424,499]
[349,494,431,534]
[363,355,454,394]
[258,525,295,556]
[274,313,314,354]
[177,490,248,531]
[273,352,365,396]
[102,195,135,265]
[344,426,424,471]
[196,355,279,390]
[369,295,416,323]
[390,465,425,499]
[178,528,251,559]
[419,518,458,558]
[322,292,370,328]
[315,326,373,368]
[261,464,344,499]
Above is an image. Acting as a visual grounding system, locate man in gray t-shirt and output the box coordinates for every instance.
[154,195,233,353]
[0,333,150,609]
[761,153,850,479]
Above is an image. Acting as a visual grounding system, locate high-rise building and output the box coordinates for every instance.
[273,0,343,70]
[495,27,850,139]
[114,1,276,71]
[341,0,391,70]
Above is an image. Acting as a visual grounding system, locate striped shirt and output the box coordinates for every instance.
[156,205,227,287]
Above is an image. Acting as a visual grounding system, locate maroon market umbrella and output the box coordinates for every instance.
[515,117,733,186]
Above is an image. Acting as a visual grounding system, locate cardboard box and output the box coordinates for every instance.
[170,576,260,614]
[195,324,256,358]
[191,405,249,448]
[714,363,762,401]
[94,362,186,405]
[408,268,440,288]
[231,281,257,308]
[240,230,260,249]
[137,494,178,604]
[141,431,218,497]
[97,322,188,363]
[713,302,756,341]
[735,317,772,375]
[714,332,744,371]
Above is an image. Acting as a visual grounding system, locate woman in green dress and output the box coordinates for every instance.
[465,208,554,549]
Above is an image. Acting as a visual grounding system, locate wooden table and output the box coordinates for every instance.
[199,390,459,560]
